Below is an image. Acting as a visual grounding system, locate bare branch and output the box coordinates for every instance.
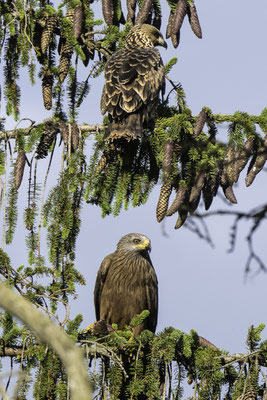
[0,282,92,400]
[0,124,105,141]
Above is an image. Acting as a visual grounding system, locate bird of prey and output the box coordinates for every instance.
[94,233,158,336]
[101,24,167,142]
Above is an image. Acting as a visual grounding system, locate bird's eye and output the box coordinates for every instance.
[133,238,141,244]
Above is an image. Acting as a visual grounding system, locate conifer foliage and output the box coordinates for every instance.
[0,1,266,399]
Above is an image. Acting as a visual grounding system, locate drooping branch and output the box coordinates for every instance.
[0,124,105,141]
[0,282,92,400]
[0,112,264,141]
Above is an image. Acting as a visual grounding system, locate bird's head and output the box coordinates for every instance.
[117,233,152,254]
[128,24,167,49]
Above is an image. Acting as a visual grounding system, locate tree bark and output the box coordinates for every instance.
[0,282,92,400]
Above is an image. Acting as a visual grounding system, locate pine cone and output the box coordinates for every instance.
[58,41,73,83]
[42,68,53,110]
[102,0,114,25]
[82,35,95,65]
[202,171,220,210]
[174,207,188,229]
[96,154,108,174]
[171,31,180,49]
[36,120,59,159]
[14,151,26,189]
[188,171,205,213]
[172,0,187,36]
[233,137,254,182]
[156,182,172,222]
[166,12,174,39]
[193,108,207,138]
[71,122,79,151]
[162,138,173,181]
[221,143,236,186]
[166,183,187,216]
[187,1,202,39]
[189,171,206,204]
[245,135,267,186]
[41,14,57,55]
[126,0,137,23]
[59,120,69,145]
[136,0,153,25]
[73,5,83,40]
[222,182,237,204]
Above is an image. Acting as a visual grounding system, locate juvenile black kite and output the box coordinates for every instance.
[101,24,167,142]
[94,233,158,335]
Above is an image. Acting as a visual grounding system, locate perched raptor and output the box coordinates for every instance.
[94,233,158,335]
[101,24,167,142]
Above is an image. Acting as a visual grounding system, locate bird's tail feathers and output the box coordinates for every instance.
[104,114,143,142]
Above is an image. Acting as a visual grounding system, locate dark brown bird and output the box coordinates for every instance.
[94,233,158,335]
[101,24,167,142]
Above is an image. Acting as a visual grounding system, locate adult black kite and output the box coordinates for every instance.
[101,24,167,142]
[94,233,158,335]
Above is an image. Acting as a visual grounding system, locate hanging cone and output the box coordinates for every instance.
[193,108,207,138]
[245,135,267,186]
[14,151,26,189]
[174,207,188,229]
[156,182,172,222]
[58,41,73,83]
[73,5,83,40]
[42,68,53,110]
[136,0,153,25]
[166,12,174,39]
[187,1,202,38]
[232,137,254,182]
[71,122,79,151]
[162,138,173,181]
[102,0,114,25]
[59,120,69,145]
[172,0,187,35]
[166,183,187,216]
[41,14,57,55]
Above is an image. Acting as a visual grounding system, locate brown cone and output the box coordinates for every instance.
[14,151,26,189]
[42,69,53,110]
[73,5,83,40]
[41,14,57,55]
[187,1,202,39]
[156,182,172,222]
[58,41,73,83]
[166,183,187,216]
[71,122,79,151]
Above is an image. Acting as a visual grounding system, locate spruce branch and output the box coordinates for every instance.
[37,139,56,262]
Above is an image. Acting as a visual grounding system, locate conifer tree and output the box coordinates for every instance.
[0,1,266,399]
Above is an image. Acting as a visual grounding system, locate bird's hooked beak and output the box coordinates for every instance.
[136,240,151,253]
[159,37,168,49]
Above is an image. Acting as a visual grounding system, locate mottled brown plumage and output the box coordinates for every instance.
[101,24,166,142]
[94,233,158,335]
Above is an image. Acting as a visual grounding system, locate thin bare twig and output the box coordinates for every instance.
[81,341,128,379]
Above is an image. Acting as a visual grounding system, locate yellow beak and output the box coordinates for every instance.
[136,240,151,251]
